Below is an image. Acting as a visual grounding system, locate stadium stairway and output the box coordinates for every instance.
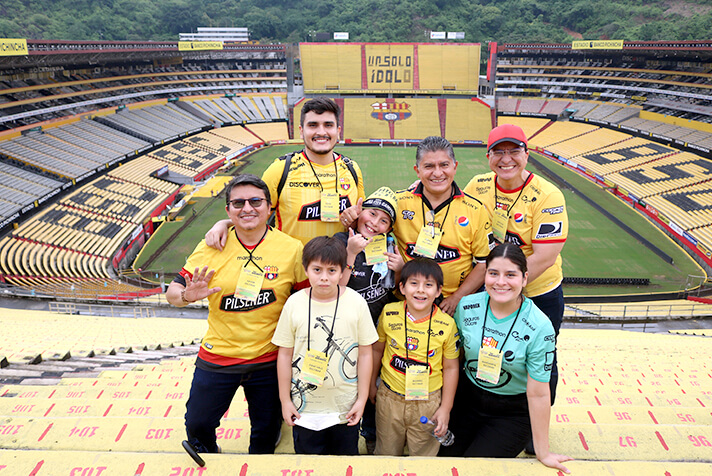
[1,306,711,474]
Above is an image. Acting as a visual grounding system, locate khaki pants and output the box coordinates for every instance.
[374,383,442,456]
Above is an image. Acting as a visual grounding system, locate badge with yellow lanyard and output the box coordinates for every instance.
[233,227,268,301]
[414,205,449,259]
[476,296,523,384]
[300,288,341,386]
[305,154,343,222]
[404,304,434,400]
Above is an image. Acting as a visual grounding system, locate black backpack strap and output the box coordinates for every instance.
[340,155,359,187]
[276,151,298,198]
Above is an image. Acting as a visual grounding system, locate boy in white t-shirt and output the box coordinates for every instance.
[273,236,378,455]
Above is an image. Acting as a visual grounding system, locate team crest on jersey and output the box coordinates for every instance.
[339,177,351,191]
[264,266,279,280]
[482,336,499,348]
[406,336,419,351]
[371,101,412,122]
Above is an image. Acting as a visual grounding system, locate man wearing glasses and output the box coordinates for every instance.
[166,174,307,455]
[463,124,568,408]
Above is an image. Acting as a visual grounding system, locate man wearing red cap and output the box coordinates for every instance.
[463,123,568,407]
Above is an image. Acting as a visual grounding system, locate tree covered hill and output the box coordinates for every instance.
[0,0,710,44]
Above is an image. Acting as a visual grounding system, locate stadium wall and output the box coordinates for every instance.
[639,111,712,134]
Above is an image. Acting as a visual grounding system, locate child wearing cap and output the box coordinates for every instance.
[333,186,405,453]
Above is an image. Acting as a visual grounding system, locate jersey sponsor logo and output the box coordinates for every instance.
[477,177,489,182]
[402,210,415,220]
[544,333,556,343]
[428,328,445,337]
[457,216,469,227]
[462,316,479,326]
[389,354,431,375]
[220,289,276,312]
[475,186,490,195]
[505,232,525,247]
[427,348,436,358]
[503,350,515,362]
[535,221,563,239]
[544,351,555,372]
[388,322,403,331]
[386,310,400,316]
[462,304,480,311]
[521,194,537,203]
[514,213,524,223]
[542,206,564,215]
[390,338,398,349]
[298,196,353,221]
[264,266,279,280]
[288,181,321,188]
[511,330,530,342]
[340,177,351,191]
[288,161,306,172]
[405,243,461,263]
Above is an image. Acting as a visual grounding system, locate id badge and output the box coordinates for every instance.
[414,226,443,259]
[492,208,509,244]
[234,263,264,301]
[321,191,340,222]
[301,349,329,386]
[405,364,429,401]
[365,234,387,265]
[476,346,503,384]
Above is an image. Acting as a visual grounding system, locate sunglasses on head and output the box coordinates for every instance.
[228,197,266,209]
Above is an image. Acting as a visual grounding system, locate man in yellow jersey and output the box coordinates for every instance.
[342,136,494,315]
[166,174,307,455]
[463,123,568,406]
[206,97,365,248]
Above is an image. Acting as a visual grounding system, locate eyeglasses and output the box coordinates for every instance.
[228,197,266,209]
[490,148,525,159]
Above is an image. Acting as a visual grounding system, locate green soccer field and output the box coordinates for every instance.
[135,145,702,297]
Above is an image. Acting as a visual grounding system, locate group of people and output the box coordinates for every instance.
[165,97,572,472]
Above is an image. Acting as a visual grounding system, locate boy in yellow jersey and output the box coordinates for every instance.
[371,258,460,456]
[205,97,365,248]
[273,236,378,455]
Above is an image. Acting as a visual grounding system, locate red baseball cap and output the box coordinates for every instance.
[487,124,528,151]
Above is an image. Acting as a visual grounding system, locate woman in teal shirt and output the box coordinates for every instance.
[439,243,571,473]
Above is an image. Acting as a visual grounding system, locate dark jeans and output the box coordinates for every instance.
[184,365,282,454]
[360,399,377,441]
[530,284,563,405]
[293,422,360,455]
[439,372,531,457]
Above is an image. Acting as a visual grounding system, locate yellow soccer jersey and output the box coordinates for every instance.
[394,182,494,297]
[261,150,365,245]
[179,228,307,364]
[464,172,568,297]
[377,302,460,395]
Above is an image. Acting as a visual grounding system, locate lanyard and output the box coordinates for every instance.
[494,173,530,218]
[306,153,340,193]
[420,193,453,236]
[307,287,340,352]
[404,302,433,367]
[235,226,268,272]
[479,296,523,351]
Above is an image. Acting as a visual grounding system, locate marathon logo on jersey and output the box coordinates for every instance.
[220,290,276,312]
[535,222,564,239]
[340,177,351,191]
[264,266,279,280]
[371,101,412,122]
[389,354,431,375]
[542,206,564,215]
[298,197,352,221]
[405,243,461,263]
[406,336,419,351]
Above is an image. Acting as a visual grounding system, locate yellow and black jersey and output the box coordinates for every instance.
[377,302,460,395]
[261,150,365,245]
[394,182,494,297]
[464,172,568,297]
[177,228,307,367]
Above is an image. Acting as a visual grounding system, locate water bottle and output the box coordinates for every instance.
[381,235,396,289]
[420,416,455,446]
